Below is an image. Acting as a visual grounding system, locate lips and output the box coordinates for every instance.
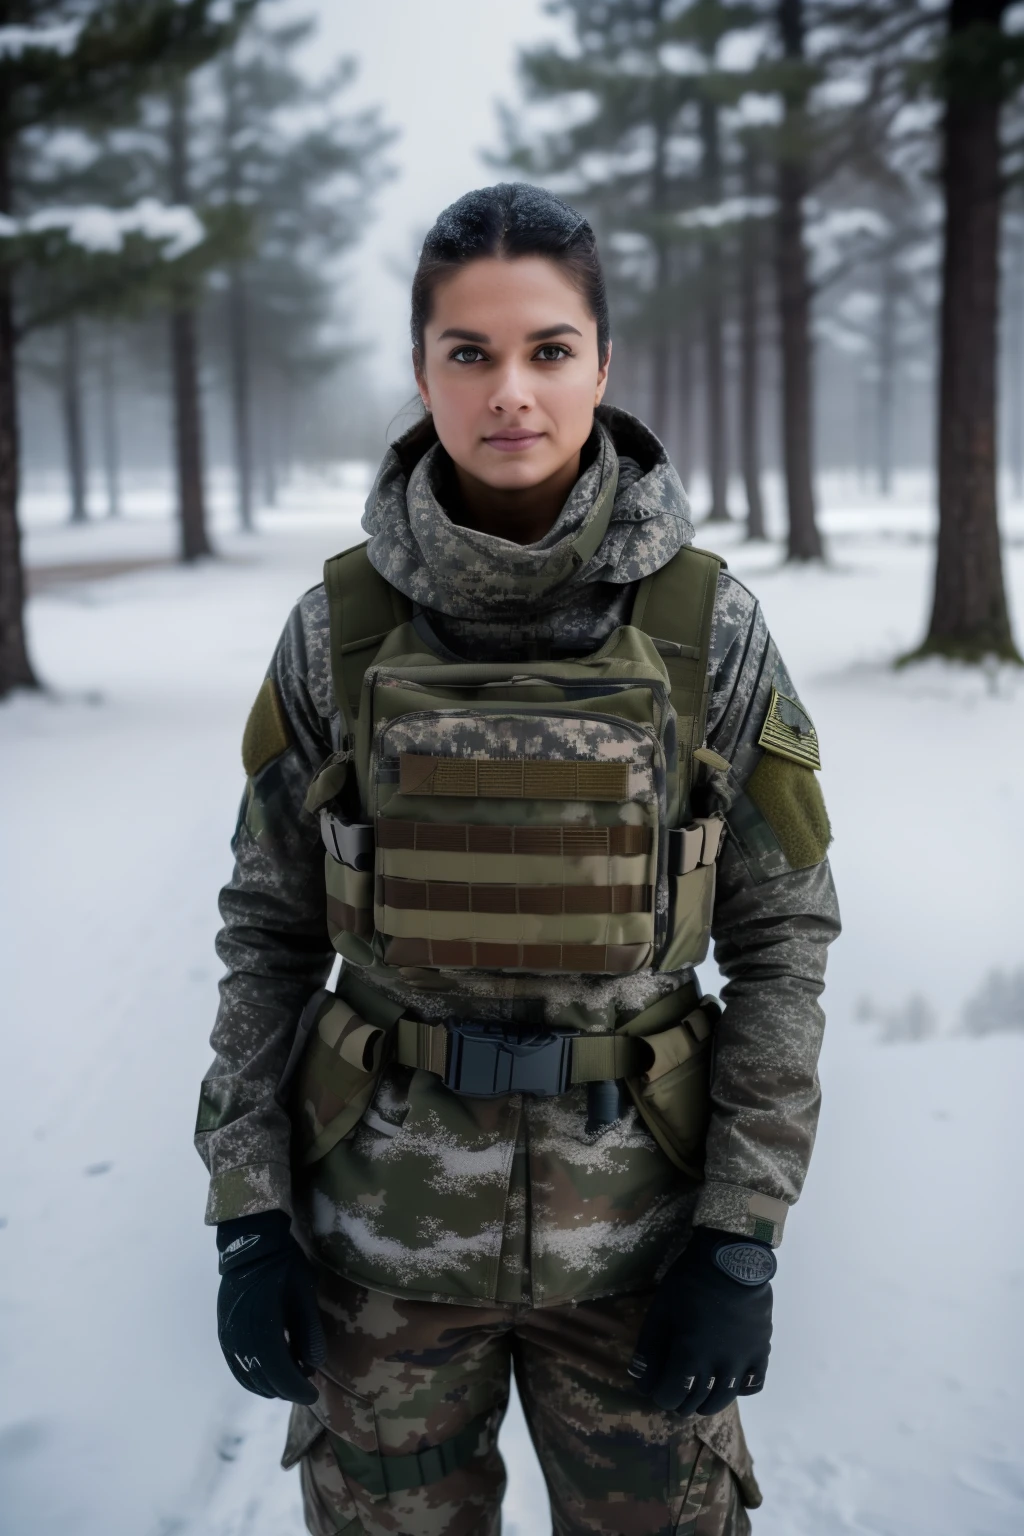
[484,430,544,452]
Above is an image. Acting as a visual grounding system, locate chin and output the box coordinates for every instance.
[473,456,557,491]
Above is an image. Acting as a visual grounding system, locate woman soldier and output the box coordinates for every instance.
[196,183,839,1536]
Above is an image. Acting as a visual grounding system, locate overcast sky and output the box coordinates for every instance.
[281,0,563,393]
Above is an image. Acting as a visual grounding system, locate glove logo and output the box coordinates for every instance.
[234,1352,261,1373]
[222,1233,261,1261]
[713,1241,776,1287]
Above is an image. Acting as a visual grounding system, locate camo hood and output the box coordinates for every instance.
[361,404,694,622]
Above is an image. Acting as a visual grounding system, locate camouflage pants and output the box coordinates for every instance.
[281,1267,761,1536]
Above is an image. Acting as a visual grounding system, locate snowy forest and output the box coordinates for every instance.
[2,2,1024,1535]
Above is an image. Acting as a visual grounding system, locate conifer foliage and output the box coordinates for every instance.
[0,0,253,694]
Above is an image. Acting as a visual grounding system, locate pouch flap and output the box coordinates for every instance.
[694,1400,763,1510]
[304,750,352,813]
[280,1403,325,1470]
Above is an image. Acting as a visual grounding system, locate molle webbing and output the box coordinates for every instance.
[377,820,651,856]
[382,938,648,973]
[397,753,629,801]
[323,543,411,736]
[377,877,651,915]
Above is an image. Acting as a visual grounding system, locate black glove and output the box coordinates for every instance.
[216,1210,327,1405]
[629,1226,775,1417]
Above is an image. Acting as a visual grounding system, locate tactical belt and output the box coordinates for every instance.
[390,1001,714,1100]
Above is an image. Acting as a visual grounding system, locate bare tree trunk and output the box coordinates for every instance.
[677,323,693,486]
[257,366,278,508]
[222,52,254,531]
[99,325,120,518]
[168,80,211,563]
[740,148,767,540]
[701,96,729,523]
[877,249,896,496]
[227,267,253,530]
[916,0,1018,662]
[62,317,88,523]
[651,330,671,446]
[776,0,823,561]
[0,137,38,695]
[1010,211,1024,502]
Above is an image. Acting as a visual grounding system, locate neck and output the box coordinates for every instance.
[450,452,583,545]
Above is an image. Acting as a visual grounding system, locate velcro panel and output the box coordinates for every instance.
[398,754,629,802]
[241,677,292,777]
[747,754,831,869]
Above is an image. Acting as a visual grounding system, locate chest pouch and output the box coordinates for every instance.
[319,624,723,976]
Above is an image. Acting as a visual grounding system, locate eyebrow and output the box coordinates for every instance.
[436,323,584,343]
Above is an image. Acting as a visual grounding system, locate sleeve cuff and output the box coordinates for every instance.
[693,1180,790,1248]
[204,1161,294,1225]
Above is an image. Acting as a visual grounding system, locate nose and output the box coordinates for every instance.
[488,359,534,415]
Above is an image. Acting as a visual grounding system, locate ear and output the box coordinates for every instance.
[594,339,612,406]
[413,349,430,412]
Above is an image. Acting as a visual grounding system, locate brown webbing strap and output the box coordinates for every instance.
[323,542,412,735]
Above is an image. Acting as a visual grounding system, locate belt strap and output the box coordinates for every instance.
[394,1018,647,1083]
[327,1409,490,1498]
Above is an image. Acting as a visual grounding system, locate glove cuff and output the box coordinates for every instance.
[217,1209,291,1273]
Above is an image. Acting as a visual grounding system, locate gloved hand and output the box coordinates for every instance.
[629,1226,775,1417]
[216,1209,326,1405]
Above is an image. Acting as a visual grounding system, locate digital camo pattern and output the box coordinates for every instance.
[287,1265,759,1535]
[305,1076,694,1307]
[195,407,840,1304]
[363,405,694,658]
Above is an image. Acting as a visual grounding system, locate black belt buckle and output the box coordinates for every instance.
[443,1021,578,1098]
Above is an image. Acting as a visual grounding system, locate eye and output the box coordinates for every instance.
[534,344,571,362]
[450,346,486,364]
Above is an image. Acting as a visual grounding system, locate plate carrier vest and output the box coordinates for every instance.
[307,540,726,979]
[287,541,728,1183]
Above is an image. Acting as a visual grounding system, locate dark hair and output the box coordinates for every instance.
[411,182,611,368]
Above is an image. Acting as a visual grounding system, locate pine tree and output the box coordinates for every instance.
[0,0,255,695]
[207,14,394,529]
[497,0,766,516]
[916,0,1023,662]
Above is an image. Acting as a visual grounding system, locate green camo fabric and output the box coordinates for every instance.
[196,408,840,1312]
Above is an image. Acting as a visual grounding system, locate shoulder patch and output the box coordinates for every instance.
[758,686,821,771]
[242,677,293,778]
[747,753,832,870]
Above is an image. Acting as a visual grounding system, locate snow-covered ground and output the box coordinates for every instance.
[2,468,1024,1536]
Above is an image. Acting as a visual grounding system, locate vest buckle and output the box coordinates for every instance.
[443,1021,578,1098]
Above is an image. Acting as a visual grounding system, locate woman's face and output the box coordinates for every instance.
[415,256,610,494]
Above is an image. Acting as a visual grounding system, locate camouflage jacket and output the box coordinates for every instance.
[195,406,840,1308]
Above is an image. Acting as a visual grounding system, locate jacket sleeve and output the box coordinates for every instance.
[692,572,841,1247]
[194,587,338,1224]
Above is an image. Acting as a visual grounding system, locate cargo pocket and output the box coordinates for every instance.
[290,994,392,1166]
[674,1402,762,1533]
[281,1410,364,1535]
[623,997,720,1183]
